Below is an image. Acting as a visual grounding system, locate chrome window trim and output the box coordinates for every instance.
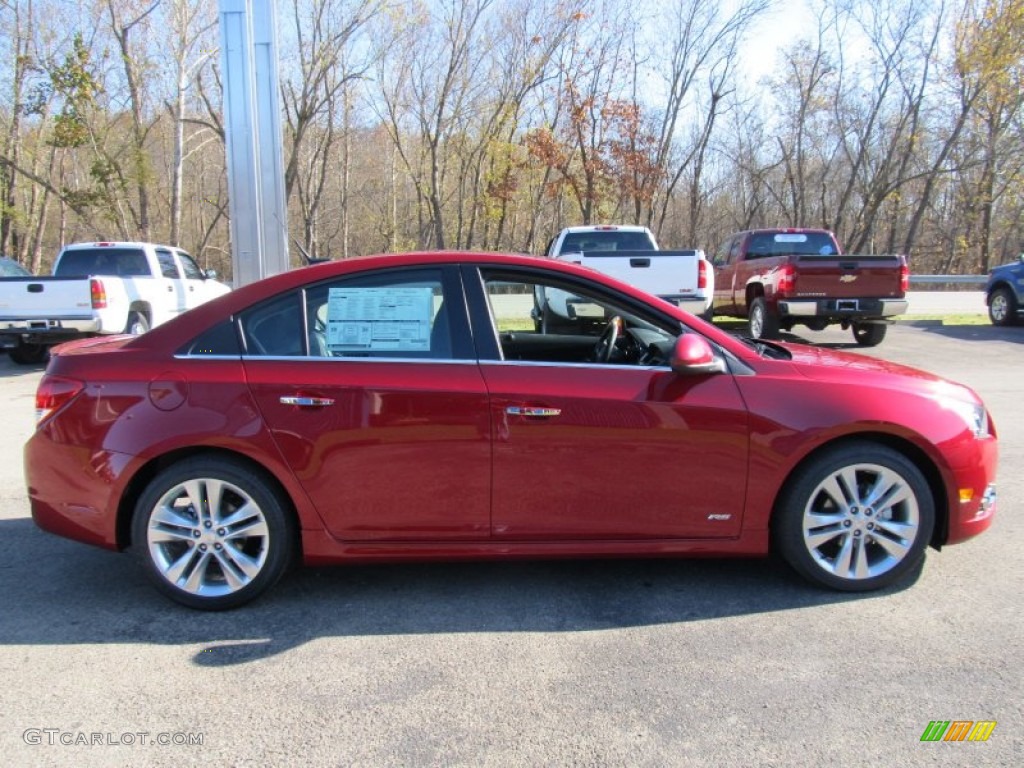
[480,359,669,372]
[175,353,478,364]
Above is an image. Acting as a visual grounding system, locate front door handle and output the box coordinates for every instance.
[280,396,335,407]
[506,406,561,418]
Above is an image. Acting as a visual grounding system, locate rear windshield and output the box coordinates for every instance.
[55,248,150,277]
[746,232,838,258]
[560,231,656,254]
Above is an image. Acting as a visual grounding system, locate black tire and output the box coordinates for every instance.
[124,310,151,335]
[852,322,887,347]
[987,286,1019,327]
[8,341,50,365]
[773,441,934,592]
[748,296,780,339]
[132,457,295,610]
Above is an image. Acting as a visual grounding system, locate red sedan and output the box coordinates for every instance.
[25,252,998,609]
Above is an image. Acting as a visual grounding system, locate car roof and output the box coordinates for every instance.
[129,250,751,360]
[61,241,187,250]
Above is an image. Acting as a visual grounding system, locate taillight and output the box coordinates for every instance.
[90,278,107,309]
[777,264,796,296]
[900,263,910,293]
[35,375,84,424]
[697,259,708,290]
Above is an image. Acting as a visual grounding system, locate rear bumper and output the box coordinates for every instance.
[659,294,711,314]
[777,298,908,319]
[0,316,100,347]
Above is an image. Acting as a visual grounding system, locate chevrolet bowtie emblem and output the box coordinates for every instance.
[839,274,857,282]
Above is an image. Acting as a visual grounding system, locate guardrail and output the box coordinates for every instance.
[909,275,987,285]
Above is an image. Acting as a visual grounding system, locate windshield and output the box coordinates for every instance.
[0,257,30,277]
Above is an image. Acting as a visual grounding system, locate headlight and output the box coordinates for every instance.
[940,397,990,438]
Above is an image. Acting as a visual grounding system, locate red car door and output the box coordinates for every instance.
[473,265,750,541]
[241,267,492,541]
[482,364,748,539]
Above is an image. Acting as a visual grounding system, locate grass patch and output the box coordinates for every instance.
[897,314,989,325]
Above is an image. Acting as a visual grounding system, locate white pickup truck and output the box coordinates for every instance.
[537,225,713,331]
[0,241,230,364]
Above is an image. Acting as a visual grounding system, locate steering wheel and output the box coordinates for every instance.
[593,316,624,363]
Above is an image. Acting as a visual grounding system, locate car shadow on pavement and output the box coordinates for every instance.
[0,517,921,667]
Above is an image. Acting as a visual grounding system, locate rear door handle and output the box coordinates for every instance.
[506,406,561,418]
[280,396,335,407]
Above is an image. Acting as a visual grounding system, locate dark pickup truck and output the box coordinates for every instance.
[710,228,908,346]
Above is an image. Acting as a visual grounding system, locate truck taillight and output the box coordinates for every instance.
[777,264,796,296]
[35,375,84,423]
[900,263,910,292]
[697,259,708,290]
[90,278,107,309]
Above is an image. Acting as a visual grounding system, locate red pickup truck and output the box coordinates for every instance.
[710,228,909,346]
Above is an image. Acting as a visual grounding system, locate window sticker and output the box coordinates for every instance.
[774,234,808,243]
[326,286,434,352]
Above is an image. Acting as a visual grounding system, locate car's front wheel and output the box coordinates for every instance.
[988,286,1019,326]
[773,442,934,591]
[132,457,295,610]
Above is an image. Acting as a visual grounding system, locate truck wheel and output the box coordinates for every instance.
[8,341,49,365]
[748,297,780,339]
[852,323,887,346]
[125,311,151,335]
[132,456,295,610]
[988,287,1019,326]
[773,441,934,591]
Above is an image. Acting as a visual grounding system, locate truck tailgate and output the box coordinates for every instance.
[792,255,904,298]
[561,250,700,298]
[0,277,93,320]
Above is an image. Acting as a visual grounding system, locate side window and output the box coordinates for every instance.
[240,292,305,357]
[481,270,678,366]
[303,268,452,360]
[156,249,179,279]
[177,251,204,280]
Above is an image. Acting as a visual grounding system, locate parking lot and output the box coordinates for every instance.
[0,319,1020,766]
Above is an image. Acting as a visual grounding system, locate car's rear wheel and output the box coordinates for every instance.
[132,457,294,610]
[748,296,780,339]
[8,340,49,365]
[988,286,1019,326]
[852,322,887,346]
[773,442,934,591]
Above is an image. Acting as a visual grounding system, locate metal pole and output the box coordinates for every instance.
[218,0,289,287]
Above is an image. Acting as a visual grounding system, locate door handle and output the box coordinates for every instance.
[280,396,335,407]
[506,406,561,418]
